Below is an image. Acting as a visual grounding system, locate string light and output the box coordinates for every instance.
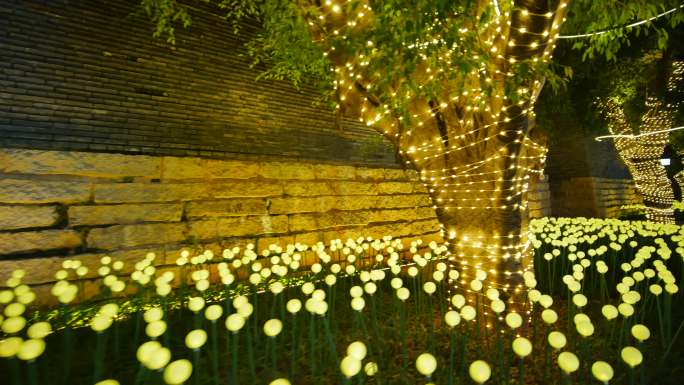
[597,62,684,223]
[559,4,684,39]
[303,0,569,307]
[595,125,684,142]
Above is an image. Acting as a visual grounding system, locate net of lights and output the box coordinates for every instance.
[304,0,570,304]
[597,62,684,224]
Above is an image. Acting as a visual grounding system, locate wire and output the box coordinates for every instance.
[558,4,684,39]
[594,125,684,142]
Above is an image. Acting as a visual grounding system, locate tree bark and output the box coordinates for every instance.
[304,0,570,304]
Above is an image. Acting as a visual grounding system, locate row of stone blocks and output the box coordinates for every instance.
[0,149,443,291]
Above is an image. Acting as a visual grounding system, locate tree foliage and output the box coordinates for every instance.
[139,1,684,97]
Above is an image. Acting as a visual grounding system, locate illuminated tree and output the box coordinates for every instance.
[142,0,684,299]
[597,62,683,223]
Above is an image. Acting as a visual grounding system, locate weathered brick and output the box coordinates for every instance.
[332,181,378,195]
[404,169,420,181]
[211,181,283,198]
[385,168,410,180]
[268,196,338,214]
[189,215,288,239]
[259,162,315,180]
[411,219,441,234]
[185,199,268,218]
[367,208,419,223]
[0,179,90,204]
[356,167,387,180]
[94,183,209,203]
[335,196,379,211]
[0,229,82,255]
[0,205,60,230]
[0,149,160,178]
[374,194,430,209]
[162,156,260,180]
[86,223,187,249]
[0,256,65,285]
[68,203,183,226]
[284,182,334,196]
[207,159,261,179]
[289,211,370,232]
[377,182,414,194]
[293,232,322,246]
[313,164,356,180]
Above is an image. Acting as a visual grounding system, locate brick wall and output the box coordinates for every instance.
[0,0,397,166]
[0,149,442,303]
[551,177,642,218]
[528,175,551,218]
[546,128,638,217]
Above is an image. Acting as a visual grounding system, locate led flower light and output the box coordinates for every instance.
[147,347,171,371]
[618,303,634,317]
[94,380,120,385]
[460,305,476,321]
[263,319,283,337]
[269,379,291,385]
[621,346,643,367]
[576,321,595,337]
[396,287,410,302]
[146,320,167,338]
[364,361,378,376]
[187,297,205,313]
[557,351,579,374]
[0,337,22,358]
[27,322,52,339]
[347,341,367,360]
[512,337,532,358]
[286,299,302,314]
[351,297,366,311]
[444,310,461,327]
[416,353,437,377]
[340,355,362,378]
[631,324,650,342]
[548,331,567,350]
[144,307,164,323]
[423,281,437,294]
[451,294,466,309]
[16,338,45,361]
[541,309,558,324]
[572,293,587,308]
[491,299,505,314]
[137,340,162,365]
[591,361,614,384]
[469,360,491,384]
[163,359,193,385]
[505,312,523,329]
[205,304,223,321]
[90,314,113,333]
[185,329,207,350]
[601,305,618,321]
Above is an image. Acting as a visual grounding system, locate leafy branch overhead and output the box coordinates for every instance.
[140,1,683,101]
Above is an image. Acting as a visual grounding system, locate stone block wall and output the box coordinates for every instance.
[551,177,642,218]
[528,175,551,218]
[0,149,442,303]
[546,128,639,217]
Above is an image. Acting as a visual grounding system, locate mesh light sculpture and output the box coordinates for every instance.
[301,0,571,303]
[598,61,684,223]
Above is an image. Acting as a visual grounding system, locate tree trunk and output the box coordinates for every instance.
[304,0,569,305]
[419,104,541,305]
[599,96,678,223]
